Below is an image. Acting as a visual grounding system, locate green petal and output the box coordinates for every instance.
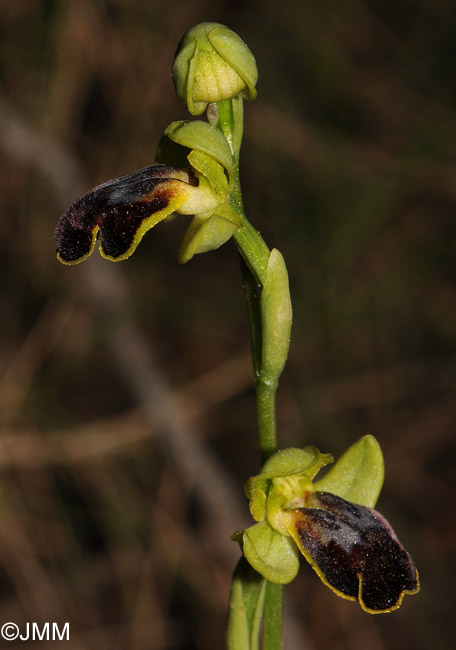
[313,435,384,508]
[242,521,300,585]
[187,149,230,198]
[164,120,234,183]
[246,477,268,522]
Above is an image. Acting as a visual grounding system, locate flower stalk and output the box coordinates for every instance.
[212,94,287,650]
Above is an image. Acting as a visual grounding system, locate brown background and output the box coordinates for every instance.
[0,1,454,649]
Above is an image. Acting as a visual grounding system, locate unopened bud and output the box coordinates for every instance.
[173,22,258,115]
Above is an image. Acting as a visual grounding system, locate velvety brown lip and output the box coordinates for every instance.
[55,165,193,263]
[291,491,419,613]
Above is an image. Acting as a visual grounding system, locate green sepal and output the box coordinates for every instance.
[177,201,241,263]
[173,37,203,115]
[162,120,233,184]
[258,446,333,480]
[241,521,300,585]
[260,249,293,386]
[208,26,258,101]
[313,435,384,508]
[226,558,266,650]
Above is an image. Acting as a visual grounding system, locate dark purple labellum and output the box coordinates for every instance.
[290,491,419,613]
[55,165,194,264]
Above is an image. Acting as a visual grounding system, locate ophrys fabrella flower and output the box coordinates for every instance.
[236,437,419,613]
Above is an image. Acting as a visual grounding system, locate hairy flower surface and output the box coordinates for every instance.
[286,490,419,612]
[55,165,214,264]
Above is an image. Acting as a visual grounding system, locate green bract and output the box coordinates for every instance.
[173,22,258,115]
[226,559,266,650]
[260,249,293,388]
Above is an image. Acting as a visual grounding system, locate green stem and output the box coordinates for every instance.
[216,97,244,160]
[239,255,262,378]
[217,98,283,650]
[263,582,283,650]
[233,217,270,287]
[214,99,270,286]
[256,377,278,465]
[239,258,277,463]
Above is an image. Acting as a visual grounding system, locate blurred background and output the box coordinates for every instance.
[0,1,455,649]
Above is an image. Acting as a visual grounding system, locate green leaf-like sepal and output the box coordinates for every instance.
[241,521,300,585]
[313,435,384,508]
[177,201,242,263]
[255,446,332,481]
[208,26,257,100]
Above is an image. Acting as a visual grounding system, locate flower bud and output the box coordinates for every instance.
[173,22,258,115]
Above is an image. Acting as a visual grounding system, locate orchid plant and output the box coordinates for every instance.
[55,22,419,650]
